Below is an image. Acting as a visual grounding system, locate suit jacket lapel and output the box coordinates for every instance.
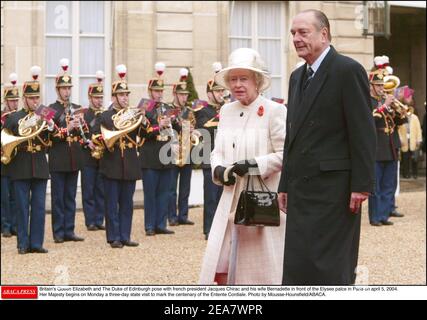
[288,65,305,126]
[289,47,337,147]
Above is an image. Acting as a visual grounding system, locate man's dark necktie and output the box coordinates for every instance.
[302,67,314,92]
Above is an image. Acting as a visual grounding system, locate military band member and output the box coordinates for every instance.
[99,65,147,248]
[368,57,407,226]
[1,73,19,238]
[168,68,196,226]
[3,67,53,254]
[81,71,106,231]
[140,62,175,236]
[194,62,225,240]
[49,58,85,243]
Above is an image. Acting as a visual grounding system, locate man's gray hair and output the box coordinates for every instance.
[301,9,332,41]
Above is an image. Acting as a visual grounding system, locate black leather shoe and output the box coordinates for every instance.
[390,211,404,218]
[110,241,123,248]
[18,248,29,254]
[169,221,179,226]
[178,219,195,225]
[31,247,48,254]
[146,230,155,236]
[2,231,12,238]
[381,220,394,226]
[122,240,139,247]
[155,228,175,235]
[54,238,64,243]
[370,222,382,226]
[87,225,98,231]
[64,235,85,242]
[96,225,106,230]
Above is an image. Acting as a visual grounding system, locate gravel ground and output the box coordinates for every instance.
[1,190,425,286]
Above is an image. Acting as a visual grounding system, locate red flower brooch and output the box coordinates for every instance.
[257,105,264,117]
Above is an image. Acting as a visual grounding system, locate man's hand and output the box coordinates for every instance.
[67,119,79,131]
[278,192,288,214]
[384,94,394,107]
[159,116,171,128]
[349,192,370,213]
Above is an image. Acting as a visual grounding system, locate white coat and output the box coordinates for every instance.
[199,95,287,284]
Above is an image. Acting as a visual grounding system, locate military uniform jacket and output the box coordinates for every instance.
[98,108,144,180]
[194,104,220,169]
[3,109,50,181]
[48,101,85,172]
[139,103,178,170]
[82,107,102,168]
[371,97,407,161]
[1,111,16,177]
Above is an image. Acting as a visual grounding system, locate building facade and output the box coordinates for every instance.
[3,1,423,109]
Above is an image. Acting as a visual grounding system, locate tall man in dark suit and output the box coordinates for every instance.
[278,10,376,285]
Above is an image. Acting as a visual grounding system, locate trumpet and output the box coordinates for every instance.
[382,94,410,118]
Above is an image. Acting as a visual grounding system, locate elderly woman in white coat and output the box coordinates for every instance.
[199,48,287,285]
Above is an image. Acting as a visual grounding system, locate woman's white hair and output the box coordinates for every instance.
[224,70,265,92]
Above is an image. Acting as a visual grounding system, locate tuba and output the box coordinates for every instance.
[1,112,47,164]
[101,107,146,151]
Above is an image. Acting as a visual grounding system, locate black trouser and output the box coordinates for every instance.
[401,151,418,178]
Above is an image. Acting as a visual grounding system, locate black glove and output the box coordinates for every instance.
[230,159,258,177]
[214,166,236,186]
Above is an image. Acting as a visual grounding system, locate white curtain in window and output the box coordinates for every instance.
[258,39,281,75]
[79,37,104,75]
[230,39,252,52]
[44,78,57,106]
[230,1,251,37]
[258,2,282,99]
[264,78,282,100]
[257,2,281,37]
[46,37,72,75]
[46,1,72,34]
[80,1,104,34]
[79,77,97,107]
[45,37,72,105]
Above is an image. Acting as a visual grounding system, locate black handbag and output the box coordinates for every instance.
[234,175,280,227]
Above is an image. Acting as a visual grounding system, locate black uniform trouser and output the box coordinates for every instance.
[401,151,418,178]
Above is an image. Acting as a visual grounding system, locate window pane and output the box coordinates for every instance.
[229,1,251,37]
[258,2,281,37]
[44,78,58,105]
[46,37,72,75]
[264,78,282,100]
[80,38,104,75]
[230,39,252,52]
[80,1,104,34]
[258,39,281,75]
[46,1,72,34]
[79,77,97,107]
